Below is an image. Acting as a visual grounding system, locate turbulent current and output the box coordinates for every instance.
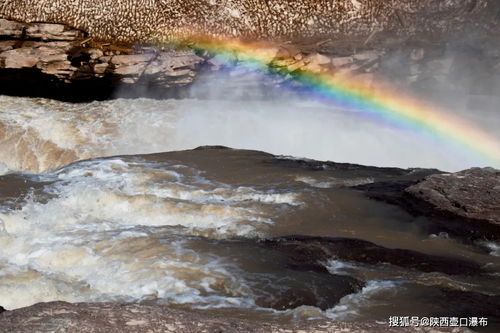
[0,91,499,326]
[1,91,499,174]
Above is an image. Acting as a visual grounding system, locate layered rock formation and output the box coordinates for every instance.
[0,2,498,332]
[0,0,499,99]
[0,18,204,99]
[2,15,500,100]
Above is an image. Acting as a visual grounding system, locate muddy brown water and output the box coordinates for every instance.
[0,84,499,331]
[0,147,498,330]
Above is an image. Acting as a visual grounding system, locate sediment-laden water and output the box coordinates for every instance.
[0,89,499,327]
[1,91,499,174]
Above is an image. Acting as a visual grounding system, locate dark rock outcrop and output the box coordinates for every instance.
[262,236,482,276]
[0,301,469,333]
[433,290,500,320]
[406,168,500,225]
[355,168,500,240]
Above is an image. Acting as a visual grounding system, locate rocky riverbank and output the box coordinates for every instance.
[0,301,473,333]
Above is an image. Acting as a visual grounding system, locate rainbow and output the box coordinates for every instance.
[174,37,500,167]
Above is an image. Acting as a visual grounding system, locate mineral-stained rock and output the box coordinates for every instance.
[406,168,500,225]
[0,301,470,333]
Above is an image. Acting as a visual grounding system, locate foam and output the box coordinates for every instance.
[0,235,258,310]
[0,96,181,172]
[325,280,399,320]
[325,259,359,276]
[2,94,496,173]
[295,176,374,188]
[3,158,300,237]
[480,241,500,257]
[0,156,302,309]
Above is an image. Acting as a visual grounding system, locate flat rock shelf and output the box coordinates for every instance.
[0,301,472,333]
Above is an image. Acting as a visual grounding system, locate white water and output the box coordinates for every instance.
[0,73,498,316]
[325,280,400,320]
[0,156,301,310]
[0,70,500,320]
[1,93,498,173]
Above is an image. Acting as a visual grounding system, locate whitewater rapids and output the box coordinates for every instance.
[0,88,499,323]
[1,93,498,174]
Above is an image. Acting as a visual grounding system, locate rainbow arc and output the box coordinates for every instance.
[170,36,500,167]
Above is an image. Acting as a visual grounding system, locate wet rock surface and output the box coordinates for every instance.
[0,2,498,331]
[433,290,500,321]
[0,301,470,333]
[211,238,365,311]
[261,236,482,276]
[269,156,440,181]
[406,168,500,225]
[0,173,54,209]
[355,168,500,240]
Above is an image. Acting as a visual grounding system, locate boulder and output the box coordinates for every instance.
[406,168,500,225]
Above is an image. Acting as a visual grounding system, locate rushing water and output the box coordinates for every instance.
[1,92,499,174]
[0,89,499,327]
